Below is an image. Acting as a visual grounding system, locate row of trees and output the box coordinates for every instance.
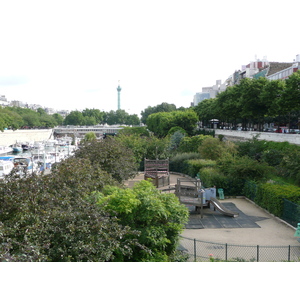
[64,109,140,126]
[194,71,300,131]
[0,106,64,131]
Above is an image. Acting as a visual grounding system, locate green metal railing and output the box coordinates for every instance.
[244,181,300,227]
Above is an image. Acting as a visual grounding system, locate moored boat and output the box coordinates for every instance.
[13,157,39,174]
[0,159,14,179]
[12,144,23,153]
[0,145,13,155]
[32,152,55,171]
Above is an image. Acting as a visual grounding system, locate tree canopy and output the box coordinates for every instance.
[194,71,300,131]
[146,109,198,137]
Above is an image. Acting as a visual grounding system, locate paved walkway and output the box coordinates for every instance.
[125,173,299,247]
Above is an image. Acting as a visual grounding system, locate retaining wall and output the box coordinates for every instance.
[0,129,53,146]
[215,129,300,145]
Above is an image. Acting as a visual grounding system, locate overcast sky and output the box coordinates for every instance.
[0,0,299,116]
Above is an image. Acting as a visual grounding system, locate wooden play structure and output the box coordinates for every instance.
[144,159,170,188]
[175,178,207,218]
[175,178,238,218]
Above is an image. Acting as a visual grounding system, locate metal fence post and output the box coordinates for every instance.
[193,239,197,262]
[225,243,228,261]
[288,245,291,262]
[257,245,259,262]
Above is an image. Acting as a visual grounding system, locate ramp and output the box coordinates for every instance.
[209,197,239,218]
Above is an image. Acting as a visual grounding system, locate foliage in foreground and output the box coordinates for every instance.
[0,138,188,261]
[90,180,189,261]
[74,137,139,183]
[0,158,142,261]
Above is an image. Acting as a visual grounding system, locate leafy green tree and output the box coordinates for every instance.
[194,98,218,128]
[146,110,198,137]
[278,147,300,184]
[52,113,64,125]
[238,77,268,130]
[198,136,237,160]
[92,180,189,261]
[178,134,210,153]
[37,107,47,116]
[84,132,97,141]
[64,110,85,125]
[218,155,272,181]
[260,79,285,118]
[168,130,185,151]
[82,108,105,124]
[280,71,300,114]
[0,109,24,130]
[0,157,141,262]
[125,114,140,125]
[21,111,41,128]
[141,102,177,124]
[39,114,57,128]
[143,136,170,160]
[118,126,150,137]
[75,137,138,183]
[215,85,242,128]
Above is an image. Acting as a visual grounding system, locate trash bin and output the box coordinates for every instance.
[218,188,224,200]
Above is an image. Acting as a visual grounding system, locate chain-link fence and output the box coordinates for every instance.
[179,236,300,262]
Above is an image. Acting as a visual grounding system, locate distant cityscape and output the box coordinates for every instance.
[1,54,300,117]
[0,95,69,117]
[192,53,300,107]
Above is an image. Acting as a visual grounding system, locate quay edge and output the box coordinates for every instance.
[0,129,53,146]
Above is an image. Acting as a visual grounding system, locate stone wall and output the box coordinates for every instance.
[215,129,300,145]
[0,129,53,146]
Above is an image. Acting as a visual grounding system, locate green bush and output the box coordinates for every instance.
[250,182,300,217]
[199,167,245,196]
[178,135,210,153]
[219,156,272,181]
[169,152,202,173]
[185,159,216,178]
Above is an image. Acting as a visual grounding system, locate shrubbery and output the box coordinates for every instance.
[184,159,216,178]
[244,181,300,217]
[90,180,189,261]
[169,152,202,174]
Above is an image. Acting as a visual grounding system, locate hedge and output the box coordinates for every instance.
[199,166,245,196]
[184,159,216,178]
[169,152,202,174]
[244,181,300,217]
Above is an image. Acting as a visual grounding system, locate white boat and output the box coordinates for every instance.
[32,141,45,151]
[13,157,39,174]
[32,152,55,171]
[45,139,58,147]
[0,159,14,178]
[48,151,66,163]
[0,145,13,155]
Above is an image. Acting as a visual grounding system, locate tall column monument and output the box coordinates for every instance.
[116,80,121,110]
